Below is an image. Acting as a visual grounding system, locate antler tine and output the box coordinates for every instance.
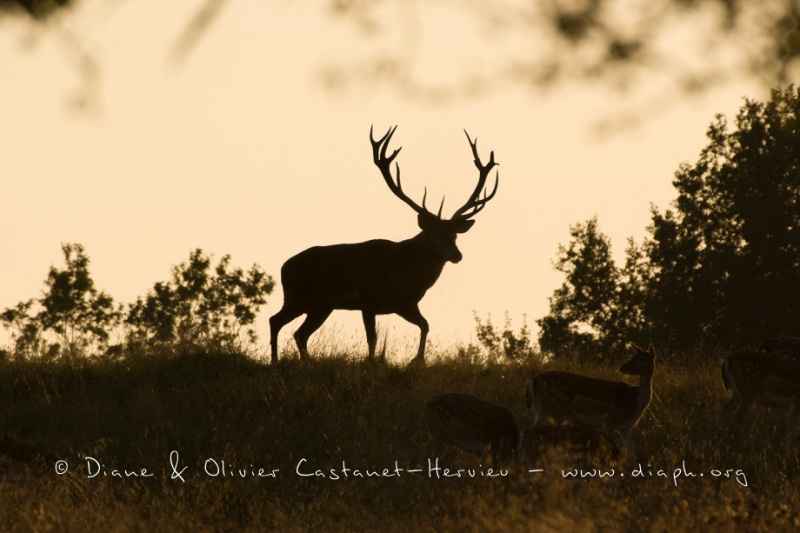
[451,130,499,220]
[420,188,446,218]
[370,125,431,216]
[457,175,499,218]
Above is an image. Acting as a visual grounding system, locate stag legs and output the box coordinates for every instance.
[269,306,332,362]
[269,306,303,363]
[271,305,428,363]
[396,306,429,363]
[293,309,333,359]
[363,312,378,359]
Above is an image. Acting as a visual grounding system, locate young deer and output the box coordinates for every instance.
[424,393,520,466]
[758,336,800,359]
[721,350,800,443]
[525,344,656,467]
[269,126,499,363]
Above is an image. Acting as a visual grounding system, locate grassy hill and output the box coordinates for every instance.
[0,349,798,531]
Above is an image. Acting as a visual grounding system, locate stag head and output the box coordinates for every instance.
[370,125,499,263]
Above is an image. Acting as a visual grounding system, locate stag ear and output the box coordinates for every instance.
[451,219,475,233]
[417,212,442,231]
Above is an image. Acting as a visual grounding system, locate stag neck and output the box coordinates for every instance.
[406,231,454,259]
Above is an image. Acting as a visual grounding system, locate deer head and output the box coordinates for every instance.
[370,125,498,263]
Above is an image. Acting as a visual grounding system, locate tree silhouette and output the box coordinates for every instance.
[540,86,800,357]
[0,243,120,358]
[126,249,275,353]
[325,1,800,99]
[646,85,800,349]
[537,217,619,358]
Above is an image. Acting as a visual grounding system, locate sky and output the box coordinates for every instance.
[0,0,775,360]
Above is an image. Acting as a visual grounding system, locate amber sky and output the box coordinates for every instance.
[0,1,768,358]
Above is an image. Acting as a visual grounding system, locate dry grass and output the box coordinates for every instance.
[0,347,798,531]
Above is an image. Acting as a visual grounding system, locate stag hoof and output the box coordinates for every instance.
[407,356,426,368]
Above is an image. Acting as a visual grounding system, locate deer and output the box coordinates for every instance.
[424,393,520,466]
[758,336,800,359]
[721,350,800,444]
[525,344,656,468]
[269,126,498,364]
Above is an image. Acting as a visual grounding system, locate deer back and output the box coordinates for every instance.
[527,372,640,430]
[280,234,452,313]
[723,351,800,402]
[425,393,520,460]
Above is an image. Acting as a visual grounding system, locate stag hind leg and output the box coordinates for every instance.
[294,309,332,359]
[269,306,303,363]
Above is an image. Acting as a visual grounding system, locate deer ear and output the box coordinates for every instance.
[417,212,441,231]
[451,219,475,233]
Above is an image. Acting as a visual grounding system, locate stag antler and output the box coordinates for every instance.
[371,126,448,218]
[451,130,499,221]
[371,125,445,217]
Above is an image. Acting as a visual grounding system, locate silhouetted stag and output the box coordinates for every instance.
[269,126,499,363]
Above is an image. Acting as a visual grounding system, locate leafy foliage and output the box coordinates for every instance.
[0,0,70,20]
[0,243,120,358]
[126,249,275,353]
[646,86,800,349]
[540,86,800,357]
[324,0,798,104]
[5,0,799,110]
[471,312,538,363]
[537,217,618,357]
[1,245,275,359]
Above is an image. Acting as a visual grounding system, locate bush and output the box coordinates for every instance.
[126,249,275,354]
[0,243,120,358]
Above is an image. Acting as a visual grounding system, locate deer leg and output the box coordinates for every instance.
[396,306,429,362]
[733,397,755,440]
[294,309,332,359]
[619,429,637,469]
[785,399,798,447]
[362,312,377,359]
[269,306,303,363]
[721,392,742,439]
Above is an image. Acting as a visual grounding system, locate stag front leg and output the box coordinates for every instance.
[363,311,377,359]
[294,309,332,359]
[397,306,429,363]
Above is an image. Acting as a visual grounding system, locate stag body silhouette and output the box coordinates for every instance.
[269,126,498,363]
